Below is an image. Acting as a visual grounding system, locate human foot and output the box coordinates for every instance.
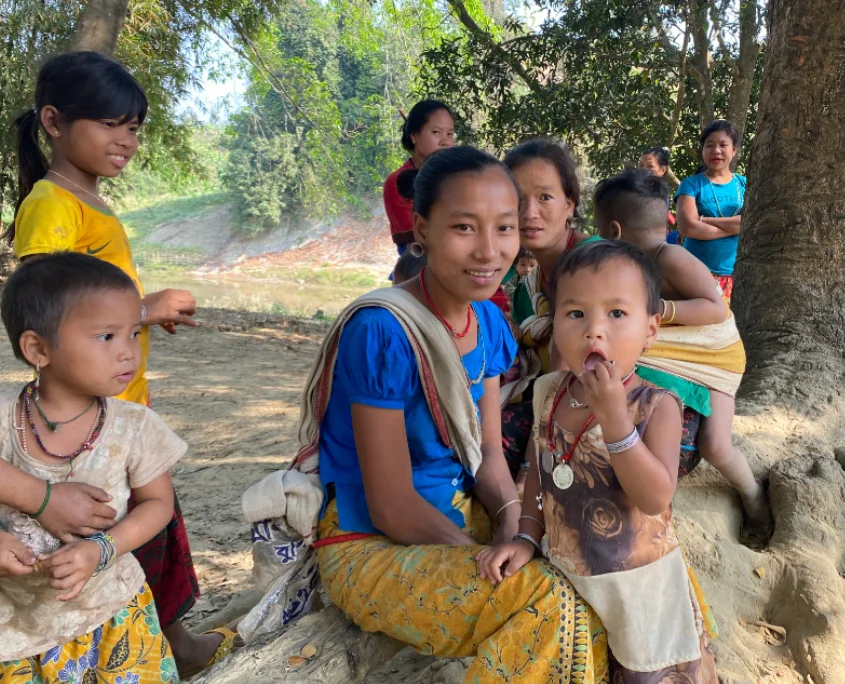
[166,621,235,678]
[740,480,774,539]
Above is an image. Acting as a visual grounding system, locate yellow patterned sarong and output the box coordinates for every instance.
[0,584,178,683]
[317,497,610,683]
[639,315,746,397]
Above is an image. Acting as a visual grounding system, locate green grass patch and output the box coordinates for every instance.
[120,192,229,242]
[291,268,377,287]
[252,266,378,288]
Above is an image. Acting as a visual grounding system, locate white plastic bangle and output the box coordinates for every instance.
[513,533,542,554]
[605,427,640,454]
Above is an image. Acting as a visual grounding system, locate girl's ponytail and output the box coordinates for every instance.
[3,110,48,244]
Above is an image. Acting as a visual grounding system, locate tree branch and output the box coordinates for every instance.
[689,0,715,128]
[726,0,761,143]
[172,0,319,130]
[444,0,546,97]
[668,1,691,148]
[645,3,706,88]
[709,0,738,75]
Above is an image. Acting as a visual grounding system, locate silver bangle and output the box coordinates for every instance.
[496,499,521,519]
[513,533,542,554]
[605,427,640,454]
[519,514,545,529]
[140,304,147,325]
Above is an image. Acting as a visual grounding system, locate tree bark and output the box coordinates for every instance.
[725,0,761,146]
[192,606,404,684]
[689,0,715,129]
[733,0,845,409]
[71,0,130,56]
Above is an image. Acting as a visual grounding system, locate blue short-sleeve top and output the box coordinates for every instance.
[675,173,746,275]
[318,300,517,534]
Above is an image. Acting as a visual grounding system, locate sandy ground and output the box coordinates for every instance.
[2,306,843,684]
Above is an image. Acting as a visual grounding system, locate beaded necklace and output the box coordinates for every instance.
[536,370,636,500]
[706,174,742,218]
[34,392,96,432]
[20,383,106,478]
[460,307,486,388]
[419,267,472,338]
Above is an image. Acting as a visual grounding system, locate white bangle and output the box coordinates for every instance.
[496,499,521,519]
[513,533,541,554]
[605,427,640,454]
[140,305,147,325]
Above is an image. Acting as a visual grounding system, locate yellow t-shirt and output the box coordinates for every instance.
[14,180,150,405]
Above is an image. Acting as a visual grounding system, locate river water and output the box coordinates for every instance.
[140,272,383,318]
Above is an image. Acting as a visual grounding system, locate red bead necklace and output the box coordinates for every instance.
[419,266,472,338]
[538,370,636,495]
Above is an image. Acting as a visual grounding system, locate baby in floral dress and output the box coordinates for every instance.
[478,241,718,683]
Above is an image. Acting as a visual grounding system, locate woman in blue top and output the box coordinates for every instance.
[676,120,746,304]
[311,147,610,682]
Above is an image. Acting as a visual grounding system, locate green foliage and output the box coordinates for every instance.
[0,0,279,222]
[221,0,450,235]
[110,125,228,209]
[0,0,76,222]
[120,191,228,241]
[222,128,299,235]
[418,0,765,181]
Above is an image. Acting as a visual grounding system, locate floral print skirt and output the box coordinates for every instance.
[713,274,733,305]
[0,584,178,683]
[317,497,611,683]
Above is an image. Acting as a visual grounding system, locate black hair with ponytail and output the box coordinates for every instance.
[400,100,452,152]
[396,145,515,218]
[6,51,147,243]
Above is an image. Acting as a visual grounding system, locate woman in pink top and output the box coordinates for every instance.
[384,100,454,255]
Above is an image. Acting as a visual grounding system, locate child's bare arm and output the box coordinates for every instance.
[105,473,175,556]
[582,364,680,515]
[661,248,730,326]
[41,474,174,601]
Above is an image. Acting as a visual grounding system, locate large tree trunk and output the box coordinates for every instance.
[733,0,845,409]
[71,0,130,55]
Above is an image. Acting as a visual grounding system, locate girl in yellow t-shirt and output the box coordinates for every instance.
[3,52,234,677]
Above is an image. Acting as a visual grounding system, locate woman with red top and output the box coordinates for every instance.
[383,100,454,255]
